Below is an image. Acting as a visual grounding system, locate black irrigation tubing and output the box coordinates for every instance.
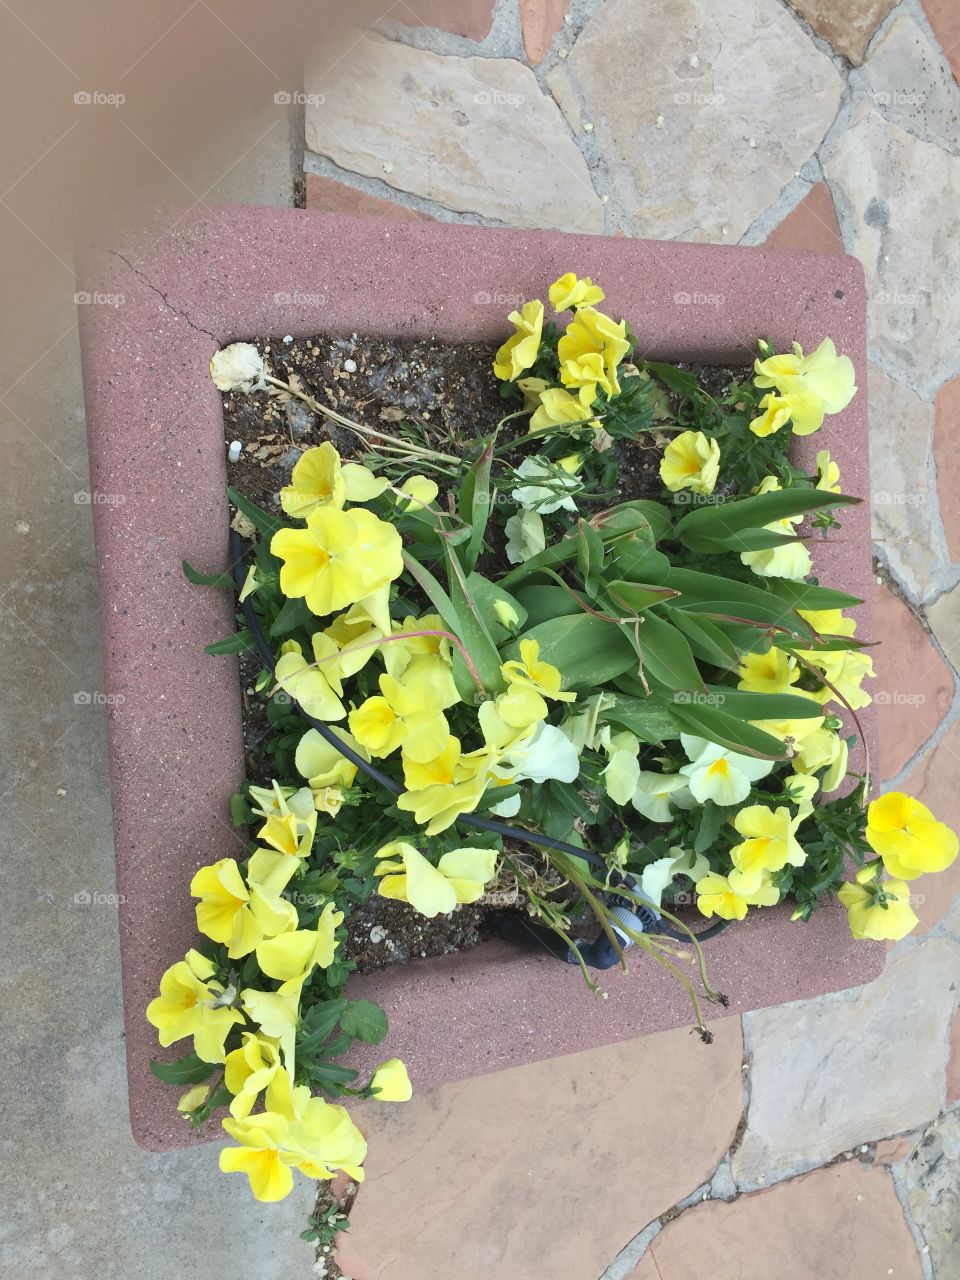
[227,530,729,947]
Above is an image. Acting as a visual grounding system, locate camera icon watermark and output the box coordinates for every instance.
[473,89,525,107]
[73,888,126,906]
[74,490,126,507]
[873,89,926,107]
[874,691,926,707]
[473,289,527,306]
[674,291,725,307]
[74,90,125,108]
[673,91,725,107]
[273,290,328,306]
[73,691,125,706]
[274,90,326,107]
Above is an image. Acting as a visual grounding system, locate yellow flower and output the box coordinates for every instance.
[529,387,599,433]
[729,804,807,880]
[349,673,449,762]
[806,648,875,710]
[220,1112,299,1202]
[382,617,460,709]
[557,307,630,402]
[270,505,402,618]
[238,565,260,603]
[838,864,918,941]
[493,301,544,381]
[374,841,497,917]
[190,856,298,960]
[256,787,317,860]
[177,1083,211,1115]
[749,392,794,438]
[740,482,811,581]
[816,449,841,493]
[274,638,346,722]
[517,375,550,410]
[369,1058,412,1102]
[241,979,303,1075]
[484,685,549,738]
[737,648,800,695]
[224,1032,282,1118]
[256,902,343,984]
[792,727,848,792]
[394,475,439,511]
[402,735,461,791]
[397,764,491,835]
[323,603,383,678]
[146,949,245,1063]
[549,272,605,311]
[245,848,304,933]
[501,638,576,703]
[279,442,389,519]
[865,791,959,880]
[295,726,367,797]
[797,607,856,639]
[659,430,721,496]
[754,337,857,434]
[694,871,779,921]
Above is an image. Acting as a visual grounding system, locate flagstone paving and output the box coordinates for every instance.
[295,4,960,1276]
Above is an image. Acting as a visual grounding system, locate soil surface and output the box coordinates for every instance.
[222,335,745,978]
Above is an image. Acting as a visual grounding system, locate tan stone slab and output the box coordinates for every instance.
[304,32,603,231]
[868,363,936,600]
[873,582,953,780]
[787,0,898,63]
[337,1019,744,1280]
[922,0,960,83]
[896,718,960,934]
[764,182,844,254]
[396,0,495,41]
[875,1135,917,1164]
[521,0,568,63]
[633,1163,923,1279]
[732,940,958,1188]
[934,375,960,563]
[902,1111,960,1276]
[304,173,430,220]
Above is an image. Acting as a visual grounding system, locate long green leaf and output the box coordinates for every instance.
[606,580,681,612]
[666,607,740,671]
[674,487,858,551]
[403,551,503,699]
[602,692,679,743]
[502,614,637,688]
[702,686,824,720]
[149,1052,218,1085]
[669,700,787,760]
[204,629,254,655]
[459,437,496,572]
[634,610,705,692]
[182,559,234,589]
[227,486,290,539]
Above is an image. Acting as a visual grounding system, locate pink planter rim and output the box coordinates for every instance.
[78,205,880,1152]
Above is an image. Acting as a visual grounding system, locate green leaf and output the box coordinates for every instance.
[458,438,496,573]
[674,488,859,553]
[764,581,863,611]
[606,580,681,613]
[665,608,740,671]
[227,486,291,539]
[269,596,313,638]
[306,1061,360,1090]
[230,792,252,826]
[598,500,673,543]
[182,559,234,589]
[644,361,700,399]
[465,572,528,643]
[602,692,679,743]
[149,1052,218,1085]
[702,686,824,720]
[443,541,506,697]
[204,629,254,656]
[635,610,705,692]
[403,550,503,699]
[605,539,670,583]
[339,999,388,1045]
[502,614,638,689]
[669,699,787,760]
[515,584,581,627]
[694,801,725,854]
[576,519,606,593]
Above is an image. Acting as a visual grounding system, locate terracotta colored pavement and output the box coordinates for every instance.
[295,3,960,1276]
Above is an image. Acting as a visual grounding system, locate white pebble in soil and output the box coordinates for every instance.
[228,440,242,462]
[369,925,387,944]
[343,358,357,373]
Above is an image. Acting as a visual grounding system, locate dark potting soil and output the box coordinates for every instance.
[221,334,746,974]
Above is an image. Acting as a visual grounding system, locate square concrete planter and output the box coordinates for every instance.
[79,207,881,1151]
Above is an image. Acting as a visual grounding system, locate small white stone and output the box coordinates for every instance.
[856,1193,864,1201]
[282,334,293,344]
[558,47,568,58]
[756,1174,765,1183]
[601,193,609,203]
[56,788,67,797]
[369,925,386,944]
[860,1144,869,1152]
[583,121,593,132]
[689,54,700,68]
[343,358,358,373]
[14,520,29,534]
[721,225,729,236]
[655,114,665,128]
[382,160,394,173]
[228,440,242,463]
[749,137,757,148]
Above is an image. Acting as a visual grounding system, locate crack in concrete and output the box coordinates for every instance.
[95,247,219,344]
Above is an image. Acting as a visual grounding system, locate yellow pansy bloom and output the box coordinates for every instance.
[268,1067,367,1183]
[517,375,550,410]
[737,647,800,695]
[838,863,918,941]
[755,338,857,422]
[279,442,389,519]
[397,765,491,835]
[797,607,857,639]
[557,306,630,402]
[369,1058,412,1102]
[374,841,497,917]
[493,301,544,381]
[256,787,317,860]
[694,871,779,921]
[865,791,959,880]
[270,505,402,618]
[549,272,605,312]
[394,475,439,511]
[256,901,343,985]
[241,979,303,1076]
[349,673,450,763]
[224,1032,282,1119]
[806,648,875,710]
[729,804,807,880]
[274,637,345,722]
[295,726,367,800]
[191,852,300,960]
[529,386,600,433]
[177,1083,211,1115]
[323,604,383,678]
[146,949,245,1063]
[659,430,721,496]
[816,449,841,493]
[501,637,576,703]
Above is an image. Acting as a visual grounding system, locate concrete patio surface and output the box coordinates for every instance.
[4,0,960,1277]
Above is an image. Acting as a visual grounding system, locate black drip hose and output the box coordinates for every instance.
[227,530,729,950]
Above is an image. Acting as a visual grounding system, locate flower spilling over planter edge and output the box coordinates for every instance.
[150,274,959,1206]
